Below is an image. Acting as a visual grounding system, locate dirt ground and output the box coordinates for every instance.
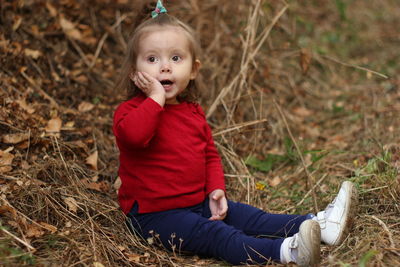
[0,0,399,266]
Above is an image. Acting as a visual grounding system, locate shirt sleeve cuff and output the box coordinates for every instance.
[143,97,164,111]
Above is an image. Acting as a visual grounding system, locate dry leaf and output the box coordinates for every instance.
[39,222,57,233]
[327,134,348,149]
[12,15,22,31]
[0,205,17,219]
[7,220,19,228]
[16,98,35,114]
[86,151,98,170]
[3,132,30,144]
[269,176,282,187]
[65,121,75,128]
[11,41,22,55]
[0,149,14,173]
[24,48,42,59]
[93,262,105,267]
[113,176,122,191]
[21,160,31,170]
[45,117,62,136]
[26,223,45,238]
[73,75,88,83]
[127,253,142,263]
[304,125,320,137]
[78,101,94,112]
[91,175,99,182]
[51,71,61,82]
[64,197,78,213]
[30,178,46,186]
[59,15,82,40]
[30,25,41,37]
[300,48,312,74]
[67,140,89,152]
[293,107,312,117]
[304,154,312,166]
[81,179,110,193]
[46,2,57,17]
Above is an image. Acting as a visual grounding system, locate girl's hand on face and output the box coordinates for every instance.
[208,189,228,221]
[131,72,166,105]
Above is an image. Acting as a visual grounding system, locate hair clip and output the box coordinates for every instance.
[152,0,167,18]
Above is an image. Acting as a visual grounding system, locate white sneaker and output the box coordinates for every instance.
[315,181,358,246]
[280,220,321,267]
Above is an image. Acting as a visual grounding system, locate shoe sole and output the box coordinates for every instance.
[333,181,359,245]
[298,220,321,267]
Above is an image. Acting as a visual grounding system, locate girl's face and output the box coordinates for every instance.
[135,26,200,104]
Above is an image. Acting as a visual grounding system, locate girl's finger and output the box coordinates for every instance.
[209,214,220,221]
[135,78,149,93]
[141,71,154,83]
[137,72,147,84]
[137,74,150,89]
[134,75,144,87]
[129,72,135,82]
[219,198,228,216]
[138,72,150,84]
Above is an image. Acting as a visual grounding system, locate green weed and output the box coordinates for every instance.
[350,148,398,193]
[245,137,297,172]
[335,0,348,21]
[0,241,35,265]
[358,249,378,267]
[246,137,328,173]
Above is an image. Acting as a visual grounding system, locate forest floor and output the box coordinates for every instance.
[0,0,399,266]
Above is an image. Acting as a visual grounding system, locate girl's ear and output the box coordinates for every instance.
[190,59,201,80]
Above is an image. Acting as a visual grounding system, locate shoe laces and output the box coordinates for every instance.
[287,234,300,263]
[323,196,337,218]
[288,233,299,248]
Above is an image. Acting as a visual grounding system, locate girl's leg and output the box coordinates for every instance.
[202,199,312,238]
[127,202,284,265]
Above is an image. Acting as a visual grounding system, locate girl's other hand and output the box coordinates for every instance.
[131,71,165,106]
[209,189,228,221]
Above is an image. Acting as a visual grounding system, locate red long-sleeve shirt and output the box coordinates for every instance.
[113,94,226,214]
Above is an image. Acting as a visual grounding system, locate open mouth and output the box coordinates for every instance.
[160,80,173,85]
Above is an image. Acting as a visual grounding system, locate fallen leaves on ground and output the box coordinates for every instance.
[0,147,15,173]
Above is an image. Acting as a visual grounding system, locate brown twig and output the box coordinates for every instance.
[320,54,389,79]
[89,13,128,69]
[366,215,400,257]
[20,70,60,109]
[283,174,328,213]
[273,99,319,213]
[0,226,35,251]
[206,2,288,118]
[213,119,267,137]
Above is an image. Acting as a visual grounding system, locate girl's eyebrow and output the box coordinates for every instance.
[141,49,158,55]
[170,48,189,55]
[139,46,189,56]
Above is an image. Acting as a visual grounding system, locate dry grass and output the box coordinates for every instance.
[0,0,399,266]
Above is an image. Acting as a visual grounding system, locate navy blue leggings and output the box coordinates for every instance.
[127,199,310,265]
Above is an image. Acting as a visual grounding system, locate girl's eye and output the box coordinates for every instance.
[172,55,181,62]
[147,56,157,63]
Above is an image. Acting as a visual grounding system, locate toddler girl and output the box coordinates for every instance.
[113,1,358,266]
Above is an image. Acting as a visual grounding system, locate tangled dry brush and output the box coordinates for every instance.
[0,0,399,266]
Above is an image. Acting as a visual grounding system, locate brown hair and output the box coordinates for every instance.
[115,13,202,102]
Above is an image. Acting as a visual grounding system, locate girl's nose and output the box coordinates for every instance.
[160,62,171,73]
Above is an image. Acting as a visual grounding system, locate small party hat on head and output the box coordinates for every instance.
[152,0,167,18]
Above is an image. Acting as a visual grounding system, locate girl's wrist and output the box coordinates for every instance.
[149,93,166,107]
